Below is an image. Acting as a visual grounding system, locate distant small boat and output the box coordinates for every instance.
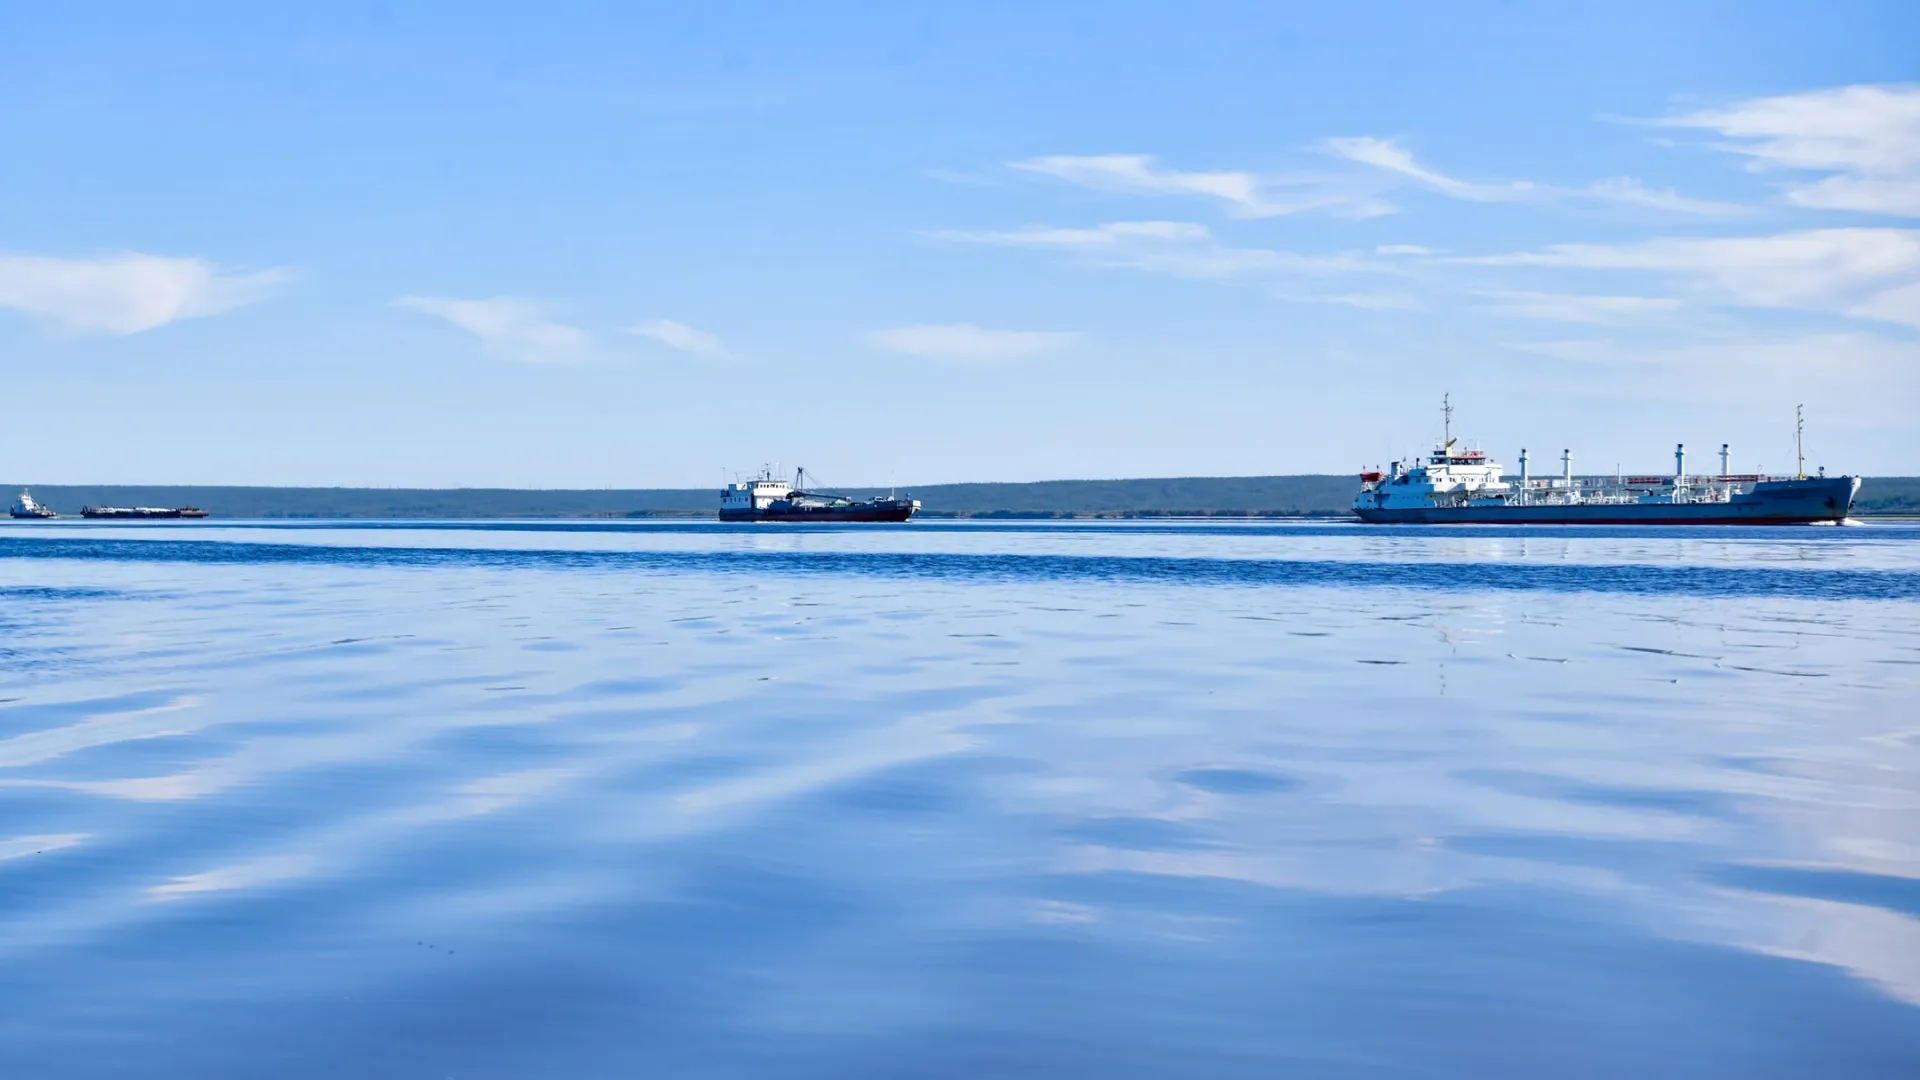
[9,490,56,519]
[79,506,209,520]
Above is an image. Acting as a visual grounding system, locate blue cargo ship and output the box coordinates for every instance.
[1354,400,1859,525]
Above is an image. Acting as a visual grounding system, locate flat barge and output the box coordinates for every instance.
[80,506,210,520]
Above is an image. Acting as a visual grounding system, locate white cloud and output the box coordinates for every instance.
[1503,332,1919,420]
[625,318,726,356]
[1499,332,1920,434]
[1474,289,1683,324]
[924,167,1003,188]
[1580,178,1748,216]
[866,323,1080,363]
[1274,290,1425,311]
[935,221,1212,247]
[1504,339,1615,364]
[1325,137,1743,215]
[395,296,592,363]
[1849,279,1920,328]
[1375,244,1437,256]
[1655,84,1920,216]
[1322,136,1535,202]
[1010,154,1395,219]
[1461,227,1920,326]
[0,252,288,334]
[935,220,1381,280]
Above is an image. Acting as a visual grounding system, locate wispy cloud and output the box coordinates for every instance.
[934,221,1211,247]
[0,253,288,335]
[1850,279,1920,326]
[625,318,726,356]
[395,296,592,363]
[1322,136,1535,202]
[1653,84,1920,217]
[1375,244,1438,256]
[934,221,1380,279]
[1274,290,1425,311]
[1473,289,1683,324]
[1460,227,1920,327]
[1324,137,1744,215]
[1504,332,1919,424]
[925,168,1003,188]
[866,323,1080,363]
[1579,177,1748,216]
[1010,154,1395,219]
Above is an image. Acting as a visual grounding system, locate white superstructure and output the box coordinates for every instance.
[720,468,794,516]
[9,489,56,518]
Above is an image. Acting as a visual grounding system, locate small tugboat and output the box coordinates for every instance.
[80,505,210,520]
[720,467,920,522]
[1354,398,1858,525]
[9,490,57,519]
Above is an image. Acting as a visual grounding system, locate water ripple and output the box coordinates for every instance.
[3,535,1914,600]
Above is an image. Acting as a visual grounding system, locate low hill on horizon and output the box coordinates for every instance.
[6,475,1917,519]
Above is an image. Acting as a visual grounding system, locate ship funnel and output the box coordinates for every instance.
[1561,448,1572,487]
[1675,443,1685,482]
[1720,443,1730,476]
[1519,448,1529,487]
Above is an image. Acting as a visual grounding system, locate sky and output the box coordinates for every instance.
[1,1,1917,487]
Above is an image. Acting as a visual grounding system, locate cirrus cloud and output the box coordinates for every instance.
[1653,83,1920,217]
[395,296,592,363]
[866,323,1080,363]
[0,252,290,335]
[934,220,1382,280]
[1323,137,1744,214]
[625,318,726,356]
[1322,136,1537,202]
[1473,289,1683,324]
[1459,227,1920,327]
[1011,154,1396,219]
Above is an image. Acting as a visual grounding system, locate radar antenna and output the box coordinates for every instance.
[1795,405,1805,480]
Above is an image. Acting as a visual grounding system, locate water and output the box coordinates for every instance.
[2,520,1917,1078]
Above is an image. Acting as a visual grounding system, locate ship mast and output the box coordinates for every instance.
[1442,393,1453,451]
[1795,405,1805,480]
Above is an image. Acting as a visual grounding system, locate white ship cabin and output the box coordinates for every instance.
[1357,439,1516,511]
[721,470,793,514]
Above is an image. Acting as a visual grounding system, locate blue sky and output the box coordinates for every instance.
[2,1,1916,486]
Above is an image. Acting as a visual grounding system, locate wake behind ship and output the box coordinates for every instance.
[1354,401,1858,525]
[720,467,919,522]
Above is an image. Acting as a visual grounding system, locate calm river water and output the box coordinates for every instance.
[2,520,1917,1077]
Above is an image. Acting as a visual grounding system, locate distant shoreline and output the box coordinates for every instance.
[6,476,1917,519]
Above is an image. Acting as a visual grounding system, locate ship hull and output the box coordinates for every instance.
[1355,476,1858,525]
[720,505,916,523]
[80,509,209,520]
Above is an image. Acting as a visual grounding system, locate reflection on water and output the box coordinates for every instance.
[0,521,1916,1077]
